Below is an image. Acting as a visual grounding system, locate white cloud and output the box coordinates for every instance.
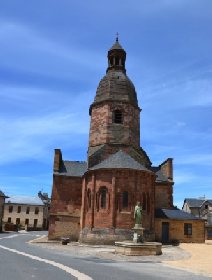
[0,111,89,165]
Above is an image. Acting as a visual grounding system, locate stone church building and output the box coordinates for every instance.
[48,38,205,244]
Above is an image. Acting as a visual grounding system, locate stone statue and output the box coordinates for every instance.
[134,201,142,225]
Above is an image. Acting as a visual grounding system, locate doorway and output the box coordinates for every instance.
[162,222,169,243]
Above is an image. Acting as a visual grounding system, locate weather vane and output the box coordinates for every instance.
[116,32,119,42]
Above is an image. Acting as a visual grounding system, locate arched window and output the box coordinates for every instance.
[87,189,91,209]
[110,57,113,66]
[100,187,107,209]
[122,191,128,208]
[113,110,123,124]
[115,56,119,66]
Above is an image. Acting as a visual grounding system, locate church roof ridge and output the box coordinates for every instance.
[90,150,150,171]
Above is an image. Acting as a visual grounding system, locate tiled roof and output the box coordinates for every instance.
[184,198,212,208]
[155,208,200,220]
[90,150,150,171]
[54,161,87,177]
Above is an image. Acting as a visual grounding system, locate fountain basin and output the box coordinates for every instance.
[115,241,162,256]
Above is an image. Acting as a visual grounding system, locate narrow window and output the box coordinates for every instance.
[110,58,113,66]
[35,207,39,215]
[184,223,192,235]
[121,58,125,67]
[205,204,208,209]
[25,219,29,225]
[122,191,128,209]
[16,218,20,224]
[26,207,30,214]
[34,219,38,228]
[17,206,21,213]
[147,193,150,214]
[100,187,107,209]
[8,217,11,223]
[115,56,119,66]
[142,193,146,210]
[9,206,13,213]
[87,189,91,209]
[113,110,123,124]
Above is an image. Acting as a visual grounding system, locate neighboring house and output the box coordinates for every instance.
[49,38,205,244]
[155,208,205,243]
[3,196,49,231]
[0,190,8,232]
[183,198,212,239]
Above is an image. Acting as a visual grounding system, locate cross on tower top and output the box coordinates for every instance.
[116,32,119,42]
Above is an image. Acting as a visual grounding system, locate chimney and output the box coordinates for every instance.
[160,158,173,180]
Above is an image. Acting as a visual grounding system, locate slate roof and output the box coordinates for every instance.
[5,196,44,205]
[155,208,201,220]
[184,198,212,208]
[0,190,7,197]
[150,167,169,182]
[90,150,150,171]
[54,161,87,177]
[110,39,124,51]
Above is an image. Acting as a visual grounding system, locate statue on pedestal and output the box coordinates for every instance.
[134,201,142,226]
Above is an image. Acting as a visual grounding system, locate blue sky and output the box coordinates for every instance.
[0,0,211,208]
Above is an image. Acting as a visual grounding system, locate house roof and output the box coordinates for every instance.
[90,150,150,172]
[155,208,201,220]
[5,196,44,206]
[54,161,87,177]
[184,198,212,208]
[0,190,7,197]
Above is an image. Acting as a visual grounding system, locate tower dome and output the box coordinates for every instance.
[90,37,139,114]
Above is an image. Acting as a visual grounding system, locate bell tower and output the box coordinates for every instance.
[88,38,150,168]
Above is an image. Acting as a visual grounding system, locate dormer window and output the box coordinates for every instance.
[113,110,123,124]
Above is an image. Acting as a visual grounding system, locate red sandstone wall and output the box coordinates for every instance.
[81,170,155,233]
[48,175,82,240]
[89,102,140,148]
[155,183,173,208]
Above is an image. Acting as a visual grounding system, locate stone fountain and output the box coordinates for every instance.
[115,202,162,256]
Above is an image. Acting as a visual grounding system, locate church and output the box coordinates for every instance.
[48,38,205,244]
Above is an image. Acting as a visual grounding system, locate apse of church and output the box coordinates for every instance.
[48,38,174,244]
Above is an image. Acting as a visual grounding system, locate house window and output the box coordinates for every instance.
[8,217,11,223]
[184,223,192,235]
[25,219,29,225]
[100,187,107,209]
[205,204,208,209]
[17,206,21,213]
[9,206,13,213]
[122,191,128,208]
[113,110,123,124]
[16,218,20,224]
[35,207,39,215]
[26,207,30,214]
[34,219,38,228]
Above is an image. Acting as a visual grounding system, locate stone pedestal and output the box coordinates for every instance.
[132,224,144,243]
